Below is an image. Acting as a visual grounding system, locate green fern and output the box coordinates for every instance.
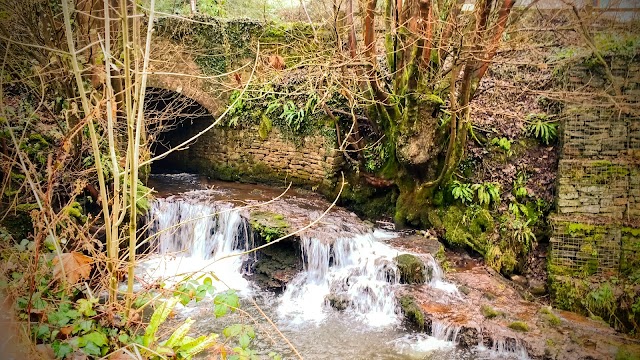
[490,137,512,153]
[526,114,558,145]
[450,181,473,204]
[471,182,501,207]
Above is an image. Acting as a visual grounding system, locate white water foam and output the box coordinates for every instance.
[393,333,455,357]
[139,194,251,295]
[278,232,404,327]
[476,337,530,360]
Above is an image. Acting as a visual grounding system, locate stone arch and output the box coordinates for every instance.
[144,86,216,173]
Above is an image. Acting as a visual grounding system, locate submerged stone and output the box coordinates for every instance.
[325,293,351,311]
[395,254,427,284]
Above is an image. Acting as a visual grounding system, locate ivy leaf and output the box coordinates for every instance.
[83,341,102,356]
[34,324,50,339]
[83,331,108,347]
[77,298,97,317]
[238,333,251,349]
[52,341,73,359]
[74,320,94,334]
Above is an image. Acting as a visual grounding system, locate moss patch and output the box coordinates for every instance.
[539,307,561,326]
[395,254,428,284]
[481,305,502,319]
[399,295,426,330]
[508,321,529,332]
[249,211,290,242]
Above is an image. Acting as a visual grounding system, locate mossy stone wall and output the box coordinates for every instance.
[550,54,640,333]
[149,17,339,186]
[556,159,636,219]
[167,120,342,187]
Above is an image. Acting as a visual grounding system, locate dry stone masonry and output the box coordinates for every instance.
[549,53,640,332]
[552,57,640,275]
[179,123,341,187]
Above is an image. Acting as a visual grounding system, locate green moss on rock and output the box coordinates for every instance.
[395,254,428,284]
[249,211,290,242]
[508,321,529,332]
[399,295,426,330]
[540,307,561,326]
[481,304,502,319]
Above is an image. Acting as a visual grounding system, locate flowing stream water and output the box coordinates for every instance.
[137,174,529,359]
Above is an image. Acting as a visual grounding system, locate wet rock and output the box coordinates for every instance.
[528,278,548,296]
[326,293,350,311]
[511,274,528,287]
[457,326,480,347]
[395,254,427,284]
[398,295,427,330]
[458,285,471,295]
[250,238,302,291]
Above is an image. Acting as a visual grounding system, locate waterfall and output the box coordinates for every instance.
[278,232,403,327]
[478,336,530,359]
[431,320,461,342]
[141,192,252,293]
[142,187,457,331]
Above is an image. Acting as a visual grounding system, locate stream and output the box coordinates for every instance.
[136,173,529,359]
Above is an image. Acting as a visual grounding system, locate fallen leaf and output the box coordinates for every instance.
[53,252,93,285]
[109,350,136,360]
[70,351,88,360]
[60,325,73,337]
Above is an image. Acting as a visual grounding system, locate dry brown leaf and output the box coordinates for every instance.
[109,349,136,360]
[69,351,88,360]
[60,325,73,337]
[52,252,93,285]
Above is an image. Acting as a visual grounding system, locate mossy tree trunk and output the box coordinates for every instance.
[354,0,515,225]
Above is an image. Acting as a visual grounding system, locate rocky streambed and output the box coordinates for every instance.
[144,173,640,359]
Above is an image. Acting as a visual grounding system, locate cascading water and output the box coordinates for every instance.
[140,192,251,293]
[278,232,403,326]
[137,174,532,359]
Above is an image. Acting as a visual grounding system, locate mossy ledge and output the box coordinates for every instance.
[399,295,426,330]
[249,211,290,242]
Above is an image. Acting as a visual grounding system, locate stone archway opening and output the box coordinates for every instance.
[144,87,215,173]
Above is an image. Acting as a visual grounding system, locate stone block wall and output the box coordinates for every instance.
[550,52,640,308]
[161,119,341,187]
[562,108,636,158]
[556,160,634,220]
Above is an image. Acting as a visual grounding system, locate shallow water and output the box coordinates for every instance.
[140,173,529,359]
